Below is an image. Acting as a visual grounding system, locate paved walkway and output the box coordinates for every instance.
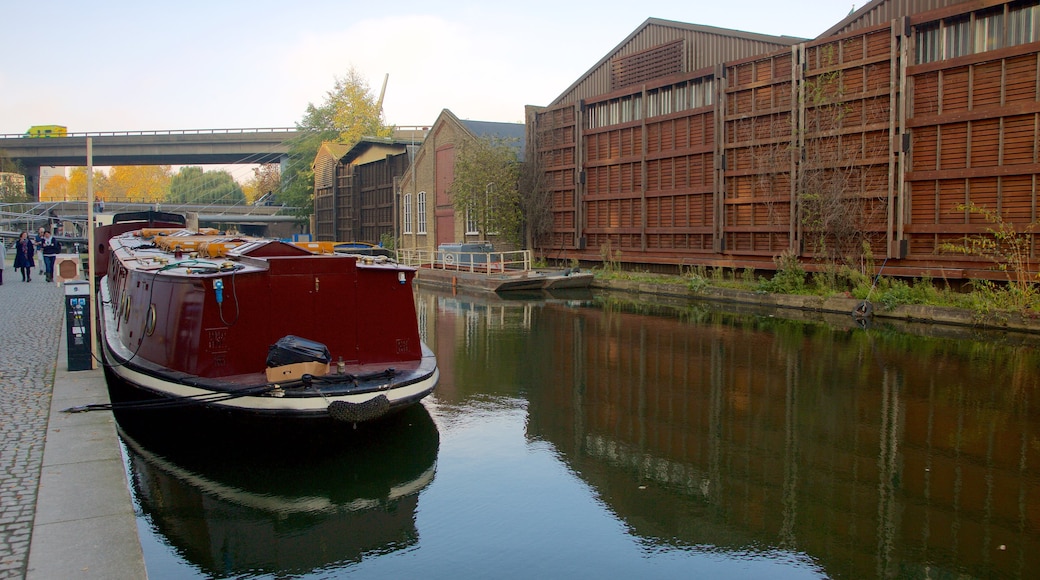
[0,257,146,579]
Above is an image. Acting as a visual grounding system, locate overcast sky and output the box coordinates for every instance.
[2,0,859,137]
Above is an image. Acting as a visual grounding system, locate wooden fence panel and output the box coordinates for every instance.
[536,104,579,249]
[907,39,1040,262]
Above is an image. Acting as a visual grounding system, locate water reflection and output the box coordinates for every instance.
[419,288,1040,579]
[116,405,439,578]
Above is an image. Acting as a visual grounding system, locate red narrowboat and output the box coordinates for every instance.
[94,214,438,422]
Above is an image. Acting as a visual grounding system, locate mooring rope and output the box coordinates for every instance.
[61,383,279,413]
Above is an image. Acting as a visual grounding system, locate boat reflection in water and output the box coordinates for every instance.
[115,403,439,577]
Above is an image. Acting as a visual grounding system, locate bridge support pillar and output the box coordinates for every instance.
[25,165,41,201]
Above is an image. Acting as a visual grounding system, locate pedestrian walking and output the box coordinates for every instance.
[0,237,6,285]
[42,230,60,283]
[14,231,35,282]
[35,226,45,275]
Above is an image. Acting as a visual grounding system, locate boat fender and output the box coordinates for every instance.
[852,300,873,319]
[328,395,391,423]
[213,279,224,304]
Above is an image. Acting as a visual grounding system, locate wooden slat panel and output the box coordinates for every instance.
[1003,115,1036,165]
[864,63,891,92]
[844,35,865,62]
[754,85,774,110]
[938,179,966,223]
[970,118,1001,168]
[909,180,937,223]
[914,72,940,117]
[1005,55,1037,104]
[968,177,999,220]
[911,125,938,170]
[941,67,970,113]
[939,123,968,169]
[972,61,1003,109]
[1002,174,1034,223]
[863,28,888,58]
[623,162,639,193]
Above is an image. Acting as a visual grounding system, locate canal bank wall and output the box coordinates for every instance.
[591,278,1040,338]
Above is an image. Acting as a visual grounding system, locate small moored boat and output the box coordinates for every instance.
[93,213,438,422]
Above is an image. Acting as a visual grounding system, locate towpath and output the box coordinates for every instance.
[0,254,145,579]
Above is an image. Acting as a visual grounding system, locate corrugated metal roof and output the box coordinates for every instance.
[459,119,526,157]
[550,17,804,106]
[818,0,975,37]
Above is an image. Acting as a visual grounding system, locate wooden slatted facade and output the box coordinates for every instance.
[532,0,1040,278]
[312,139,416,244]
[905,1,1040,275]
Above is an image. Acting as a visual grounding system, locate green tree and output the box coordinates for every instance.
[280,67,391,216]
[450,136,523,246]
[0,152,28,201]
[167,166,244,205]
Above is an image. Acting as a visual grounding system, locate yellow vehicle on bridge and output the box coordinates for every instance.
[26,125,67,138]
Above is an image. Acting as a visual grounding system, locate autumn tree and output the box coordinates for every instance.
[168,166,244,205]
[242,163,281,205]
[105,166,172,202]
[280,67,391,216]
[40,174,69,201]
[68,167,110,202]
[450,136,523,246]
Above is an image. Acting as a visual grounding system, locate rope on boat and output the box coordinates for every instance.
[61,384,279,413]
[61,368,398,414]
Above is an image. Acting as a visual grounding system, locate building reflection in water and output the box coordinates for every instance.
[419,288,1040,578]
[116,404,439,577]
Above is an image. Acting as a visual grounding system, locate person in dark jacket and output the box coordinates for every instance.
[14,231,35,282]
[41,230,60,283]
[0,237,6,285]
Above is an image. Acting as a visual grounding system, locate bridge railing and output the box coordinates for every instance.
[398,248,532,273]
[0,127,298,139]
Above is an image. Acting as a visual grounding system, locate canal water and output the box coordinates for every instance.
[114,287,1040,579]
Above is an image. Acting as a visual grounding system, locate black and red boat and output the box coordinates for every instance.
[94,212,438,422]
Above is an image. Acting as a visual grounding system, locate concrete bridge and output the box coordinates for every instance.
[0,128,302,198]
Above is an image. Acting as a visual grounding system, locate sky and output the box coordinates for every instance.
[2,0,860,137]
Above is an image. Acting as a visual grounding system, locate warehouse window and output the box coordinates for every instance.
[416,191,427,234]
[945,16,971,59]
[692,78,714,108]
[402,193,412,234]
[1009,1,1040,45]
[465,206,479,235]
[916,24,940,64]
[585,94,642,129]
[916,3,1040,64]
[975,9,1004,52]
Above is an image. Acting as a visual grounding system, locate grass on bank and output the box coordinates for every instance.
[543,208,1040,318]
[592,263,1039,318]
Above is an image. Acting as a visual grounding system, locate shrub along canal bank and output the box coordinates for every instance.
[591,277,1040,339]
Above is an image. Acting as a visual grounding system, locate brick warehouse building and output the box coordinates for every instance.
[530,0,1040,279]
